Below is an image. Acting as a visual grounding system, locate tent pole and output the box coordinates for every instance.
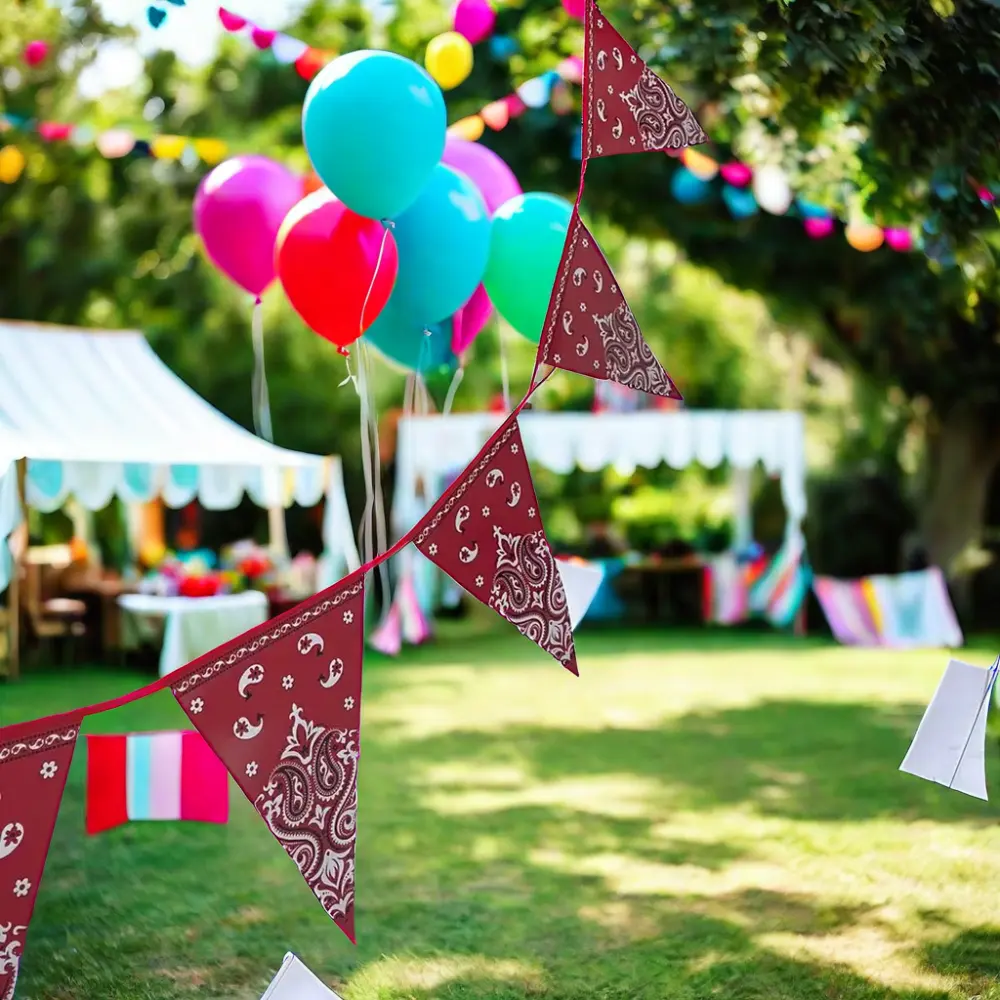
[268,505,289,563]
[8,459,26,680]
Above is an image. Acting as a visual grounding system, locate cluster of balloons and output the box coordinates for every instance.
[194,48,574,371]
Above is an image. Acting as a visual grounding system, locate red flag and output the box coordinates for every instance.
[537,209,681,399]
[171,575,366,944]
[583,0,707,158]
[413,415,578,674]
[0,710,84,1000]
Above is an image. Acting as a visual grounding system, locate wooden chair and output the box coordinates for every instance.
[22,561,87,665]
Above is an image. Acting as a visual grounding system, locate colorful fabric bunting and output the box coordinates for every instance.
[413,414,578,674]
[536,210,681,398]
[0,710,84,1000]
[172,574,366,943]
[85,731,229,834]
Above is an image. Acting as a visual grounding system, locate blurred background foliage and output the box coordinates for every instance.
[1,0,998,623]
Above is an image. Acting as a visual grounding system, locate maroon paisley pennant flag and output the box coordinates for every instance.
[583,0,707,158]
[0,709,84,1000]
[413,415,578,675]
[171,575,365,944]
[537,209,681,399]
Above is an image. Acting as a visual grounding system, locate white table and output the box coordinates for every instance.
[118,591,270,678]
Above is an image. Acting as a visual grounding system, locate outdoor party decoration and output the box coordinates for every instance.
[262,953,345,1000]
[813,568,963,648]
[581,0,706,158]
[385,163,491,325]
[845,221,885,252]
[441,137,522,215]
[302,51,447,221]
[173,574,366,943]
[900,656,999,800]
[484,192,573,343]
[412,411,578,674]
[751,164,794,215]
[23,41,49,67]
[0,709,84,1000]
[0,147,26,185]
[533,211,681,398]
[364,303,456,373]
[85,731,230,834]
[453,0,496,45]
[194,156,302,299]
[424,31,474,90]
[275,189,399,353]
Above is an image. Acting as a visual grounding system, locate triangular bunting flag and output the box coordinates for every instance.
[172,574,366,944]
[583,0,707,158]
[536,210,681,399]
[413,415,578,674]
[0,710,84,1000]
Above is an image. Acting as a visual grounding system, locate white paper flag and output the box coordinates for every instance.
[270,33,309,65]
[556,558,605,630]
[900,658,998,800]
[261,954,344,1000]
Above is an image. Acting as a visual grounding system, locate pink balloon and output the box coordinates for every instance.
[441,138,521,216]
[804,217,834,240]
[453,0,496,44]
[24,41,49,67]
[719,162,752,187]
[562,0,586,18]
[452,284,493,355]
[883,227,913,252]
[194,156,302,298]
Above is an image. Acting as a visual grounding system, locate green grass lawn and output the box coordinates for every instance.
[5,623,1000,1000]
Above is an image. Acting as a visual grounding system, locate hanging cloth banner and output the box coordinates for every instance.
[582,0,707,158]
[412,412,578,674]
[0,710,85,1000]
[535,209,681,398]
[171,574,366,944]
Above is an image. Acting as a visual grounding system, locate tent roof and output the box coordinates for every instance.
[0,321,320,467]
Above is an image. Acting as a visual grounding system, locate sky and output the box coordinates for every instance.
[74,0,300,95]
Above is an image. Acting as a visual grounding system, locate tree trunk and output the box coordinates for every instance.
[921,402,1000,614]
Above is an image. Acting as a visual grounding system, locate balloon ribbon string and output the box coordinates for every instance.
[355,347,375,575]
[359,223,392,343]
[364,344,391,613]
[442,365,464,417]
[499,322,511,413]
[10,370,554,728]
[251,296,273,442]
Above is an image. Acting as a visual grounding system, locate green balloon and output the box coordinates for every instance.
[483,192,572,343]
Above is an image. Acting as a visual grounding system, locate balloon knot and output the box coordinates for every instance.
[253,295,262,306]
[338,345,351,357]
[381,219,395,230]
[422,328,432,337]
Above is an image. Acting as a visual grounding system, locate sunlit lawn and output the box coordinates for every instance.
[5,619,1000,999]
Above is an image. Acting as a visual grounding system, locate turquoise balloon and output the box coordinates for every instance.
[483,192,572,343]
[364,297,457,373]
[303,50,447,220]
[391,164,492,324]
[671,167,711,205]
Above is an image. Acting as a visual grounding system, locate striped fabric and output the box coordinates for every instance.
[86,731,229,834]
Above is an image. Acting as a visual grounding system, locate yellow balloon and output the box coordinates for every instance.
[448,115,485,141]
[0,146,26,184]
[845,221,884,252]
[425,31,474,90]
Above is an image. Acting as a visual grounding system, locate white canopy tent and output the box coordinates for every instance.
[0,321,359,668]
[394,410,807,553]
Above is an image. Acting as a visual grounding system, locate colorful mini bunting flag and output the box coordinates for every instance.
[171,575,366,943]
[0,710,84,1000]
[582,0,706,158]
[536,210,681,399]
[412,414,577,674]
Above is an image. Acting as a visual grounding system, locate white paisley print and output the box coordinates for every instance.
[0,923,25,1000]
[621,68,708,151]
[488,526,574,666]
[593,302,675,397]
[254,705,358,921]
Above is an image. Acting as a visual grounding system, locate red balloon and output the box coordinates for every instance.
[276,189,398,352]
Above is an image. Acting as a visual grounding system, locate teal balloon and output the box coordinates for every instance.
[391,164,492,324]
[671,167,711,205]
[722,185,758,219]
[302,51,446,220]
[483,192,572,343]
[364,297,457,373]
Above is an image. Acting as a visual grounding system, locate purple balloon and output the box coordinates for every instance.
[453,0,496,45]
[441,137,522,216]
[194,155,302,298]
[451,283,493,355]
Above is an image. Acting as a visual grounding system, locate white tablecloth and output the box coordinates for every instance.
[118,591,270,678]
